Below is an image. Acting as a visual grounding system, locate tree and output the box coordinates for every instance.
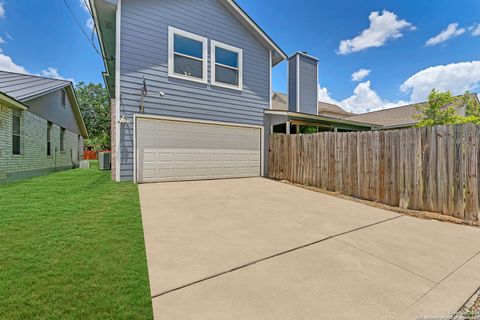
[415,89,458,127]
[464,91,480,117]
[75,82,111,150]
[415,89,480,127]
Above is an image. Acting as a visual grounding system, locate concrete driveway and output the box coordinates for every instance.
[139,178,480,320]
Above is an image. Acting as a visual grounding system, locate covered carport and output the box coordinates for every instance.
[264,109,380,134]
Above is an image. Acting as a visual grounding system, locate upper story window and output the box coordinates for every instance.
[61,89,66,107]
[168,27,207,83]
[12,110,21,155]
[211,41,243,90]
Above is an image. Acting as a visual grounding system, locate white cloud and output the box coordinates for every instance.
[425,23,466,46]
[339,81,383,113]
[400,61,480,102]
[79,0,94,31]
[37,67,75,82]
[0,51,74,83]
[0,36,5,44]
[472,24,480,36]
[318,81,406,114]
[318,84,340,105]
[5,32,12,41]
[0,1,5,18]
[0,52,28,74]
[351,68,371,81]
[338,10,415,54]
[319,61,480,114]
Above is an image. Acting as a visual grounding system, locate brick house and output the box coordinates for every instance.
[0,71,88,183]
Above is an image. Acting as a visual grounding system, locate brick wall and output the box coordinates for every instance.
[0,104,82,183]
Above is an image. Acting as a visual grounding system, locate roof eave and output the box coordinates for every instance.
[65,85,89,139]
[0,92,29,110]
[223,0,287,65]
[90,0,116,98]
[265,110,382,129]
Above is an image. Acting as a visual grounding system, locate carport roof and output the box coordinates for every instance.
[265,109,381,131]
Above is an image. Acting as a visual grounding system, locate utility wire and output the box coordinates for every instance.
[62,0,103,57]
[81,0,97,44]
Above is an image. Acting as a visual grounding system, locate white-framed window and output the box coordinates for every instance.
[168,26,208,83]
[211,40,243,90]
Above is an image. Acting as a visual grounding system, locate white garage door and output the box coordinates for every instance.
[136,118,262,183]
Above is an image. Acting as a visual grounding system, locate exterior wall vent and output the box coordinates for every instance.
[287,52,319,115]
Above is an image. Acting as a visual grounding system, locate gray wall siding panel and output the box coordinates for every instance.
[299,56,318,115]
[25,89,82,135]
[118,0,271,180]
[288,58,297,112]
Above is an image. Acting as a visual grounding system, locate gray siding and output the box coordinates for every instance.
[118,0,271,181]
[298,55,318,115]
[287,53,318,115]
[288,57,297,112]
[25,89,82,135]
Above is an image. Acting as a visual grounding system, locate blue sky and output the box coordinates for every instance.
[0,0,479,113]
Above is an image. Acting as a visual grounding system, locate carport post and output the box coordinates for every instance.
[286,121,291,134]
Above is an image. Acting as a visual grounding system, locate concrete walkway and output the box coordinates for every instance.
[139,178,480,320]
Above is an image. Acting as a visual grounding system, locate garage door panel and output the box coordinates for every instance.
[136,118,261,183]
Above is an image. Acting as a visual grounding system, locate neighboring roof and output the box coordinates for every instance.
[271,92,351,117]
[0,71,70,101]
[317,101,351,117]
[272,92,288,111]
[0,91,28,110]
[0,71,88,138]
[346,104,420,128]
[346,93,479,128]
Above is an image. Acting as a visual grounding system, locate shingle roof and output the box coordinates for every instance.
[345,93,479,127]
[271,92,288,111]
[271,92,350,117]
[0,71,70,102]
[346,104,420,127]
[317,101,351,117]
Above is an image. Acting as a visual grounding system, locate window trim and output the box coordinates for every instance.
[168,26,208,84]
[12,110,21,155]
[211,40,243,91]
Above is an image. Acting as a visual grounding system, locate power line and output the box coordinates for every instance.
[62,0,102,57]
[81,0,97,44]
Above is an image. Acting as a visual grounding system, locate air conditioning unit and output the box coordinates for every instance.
[98,151,111,171]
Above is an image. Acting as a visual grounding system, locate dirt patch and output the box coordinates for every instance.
[276,180,479,228]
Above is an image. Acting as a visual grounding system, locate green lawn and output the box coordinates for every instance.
[0,168,153,319]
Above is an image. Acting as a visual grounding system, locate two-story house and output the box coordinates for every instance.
[91,0,377,183]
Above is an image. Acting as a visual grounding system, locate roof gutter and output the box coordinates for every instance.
[90,0,116,98]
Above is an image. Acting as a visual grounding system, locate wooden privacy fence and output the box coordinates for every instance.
[269,124,480,224]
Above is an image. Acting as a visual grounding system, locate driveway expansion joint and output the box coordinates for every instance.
[151,214,404,300]
[394,248,480,319]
